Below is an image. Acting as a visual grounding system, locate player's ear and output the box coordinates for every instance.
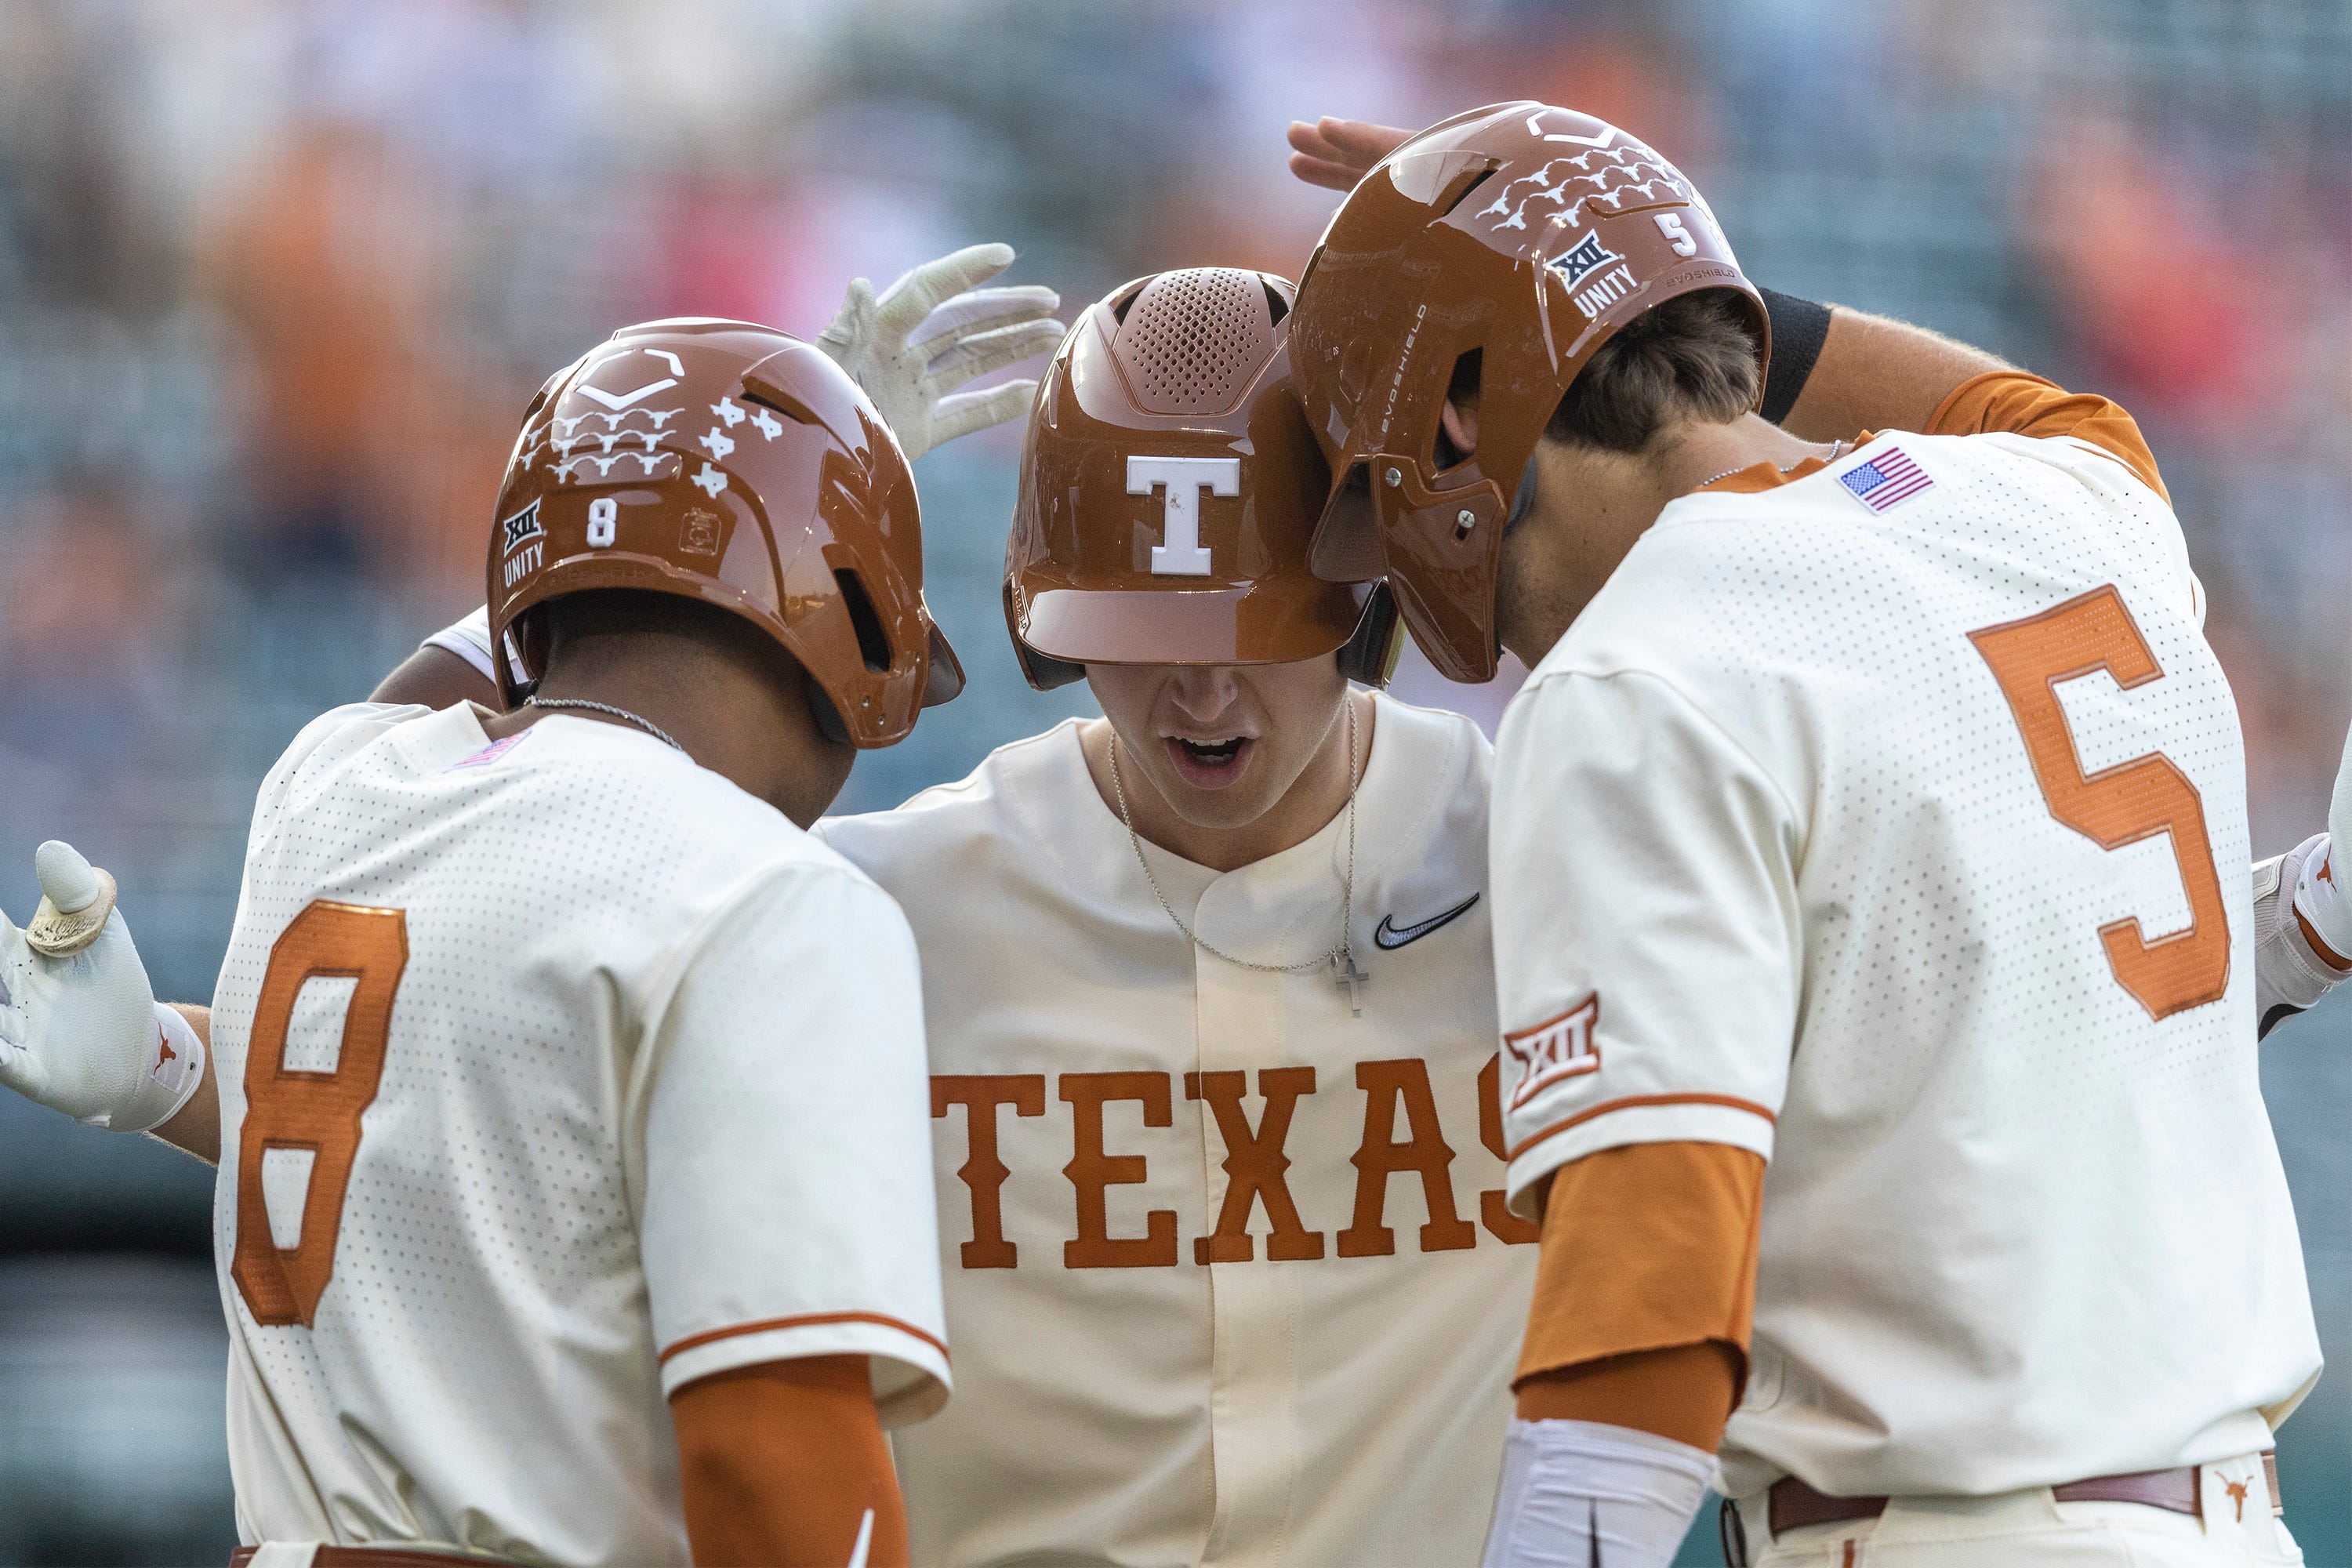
[1439,397,1479,459]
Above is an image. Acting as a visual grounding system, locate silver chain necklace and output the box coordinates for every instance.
[1698,437,1847,492]
[1105,696,1369,1012]
[525,696,687,754]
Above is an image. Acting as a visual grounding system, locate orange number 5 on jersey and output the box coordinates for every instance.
[1969,585,2229,1020]
[232,901,408,1327]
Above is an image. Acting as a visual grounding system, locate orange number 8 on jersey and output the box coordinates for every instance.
[232,901,408,1328]
[1970,584,2229,1021]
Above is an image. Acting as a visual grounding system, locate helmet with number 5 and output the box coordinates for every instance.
[1005,267,1401,691]
[486,318,962,748]
[1289,102,1769,682]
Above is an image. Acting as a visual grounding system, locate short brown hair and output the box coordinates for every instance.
[1546,289,1762,454]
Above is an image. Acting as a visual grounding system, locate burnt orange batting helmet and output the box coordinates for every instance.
[487,318,962,748]
[1005,268,1402,691]
[1290,102,1768,682]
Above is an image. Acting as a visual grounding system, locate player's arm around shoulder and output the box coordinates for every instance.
[1775,303,2172,499]
[1922,365,2171,499]
[633,855,941,1566]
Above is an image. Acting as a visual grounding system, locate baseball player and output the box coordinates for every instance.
[1289,118,2352,1057]
[0,322,973,1567]
[1287,101,2324,1566]
[848,267,1537,1565]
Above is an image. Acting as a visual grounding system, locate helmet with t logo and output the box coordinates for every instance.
[1004,268,1401,690]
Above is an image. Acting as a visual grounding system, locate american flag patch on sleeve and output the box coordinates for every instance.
[1837,446,1934,512]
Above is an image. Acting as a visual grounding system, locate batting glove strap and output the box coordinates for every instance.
[1479,1417,1714,1568]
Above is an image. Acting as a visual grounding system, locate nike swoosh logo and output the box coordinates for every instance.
[1374,893,1479,950]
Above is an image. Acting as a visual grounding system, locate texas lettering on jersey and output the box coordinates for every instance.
[931,1053,1537,1269]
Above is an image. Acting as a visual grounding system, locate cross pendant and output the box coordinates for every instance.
[1333,949,1370,1018]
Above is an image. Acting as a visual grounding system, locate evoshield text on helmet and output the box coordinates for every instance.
[1288,103,1768,682]
[487,318,962,749]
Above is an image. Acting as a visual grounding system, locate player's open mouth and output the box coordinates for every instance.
[1166,735,1253,789]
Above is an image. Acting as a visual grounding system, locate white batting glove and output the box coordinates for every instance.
[815,243,1063,462]
[2291,723,2352,969]
[1479,1418,1715,1568]
[0,841,201,1133]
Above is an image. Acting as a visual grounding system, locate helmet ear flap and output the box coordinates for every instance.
[1336,580,1403,688]
[1016,644,1090,691]
[1004,580,1090,691]
[805,681,851,743]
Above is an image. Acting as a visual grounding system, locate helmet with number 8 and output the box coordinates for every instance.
[1005,268,1401,691]
[1289,102,1769,682]
[487,318,963,748]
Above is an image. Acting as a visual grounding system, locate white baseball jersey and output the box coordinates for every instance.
[209,702,947,1564]
[817,694,1533,1566]
[1491,427,2321,1500]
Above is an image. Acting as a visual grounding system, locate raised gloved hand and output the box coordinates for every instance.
[0,840,201,1132]
[816,243,1063,463]
[2288,725,2352,971]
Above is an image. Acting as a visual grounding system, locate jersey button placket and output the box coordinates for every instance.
[1190,870,1307,1565]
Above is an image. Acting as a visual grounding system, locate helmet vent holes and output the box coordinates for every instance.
[1110,267,1273,416]
[833,568,894,673]
[1109,278,1152,325]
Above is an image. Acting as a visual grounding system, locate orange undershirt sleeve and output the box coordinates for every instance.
[1516,1342,1744,1452]
[1513,1140,1767,1452]
[1927,369,2168,502]
[669,1354,907,1568]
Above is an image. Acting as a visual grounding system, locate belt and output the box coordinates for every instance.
[231,1550,516,1568]
[1765,1449,2281,1538]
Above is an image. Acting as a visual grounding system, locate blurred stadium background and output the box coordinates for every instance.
[1,0,2348,1562]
